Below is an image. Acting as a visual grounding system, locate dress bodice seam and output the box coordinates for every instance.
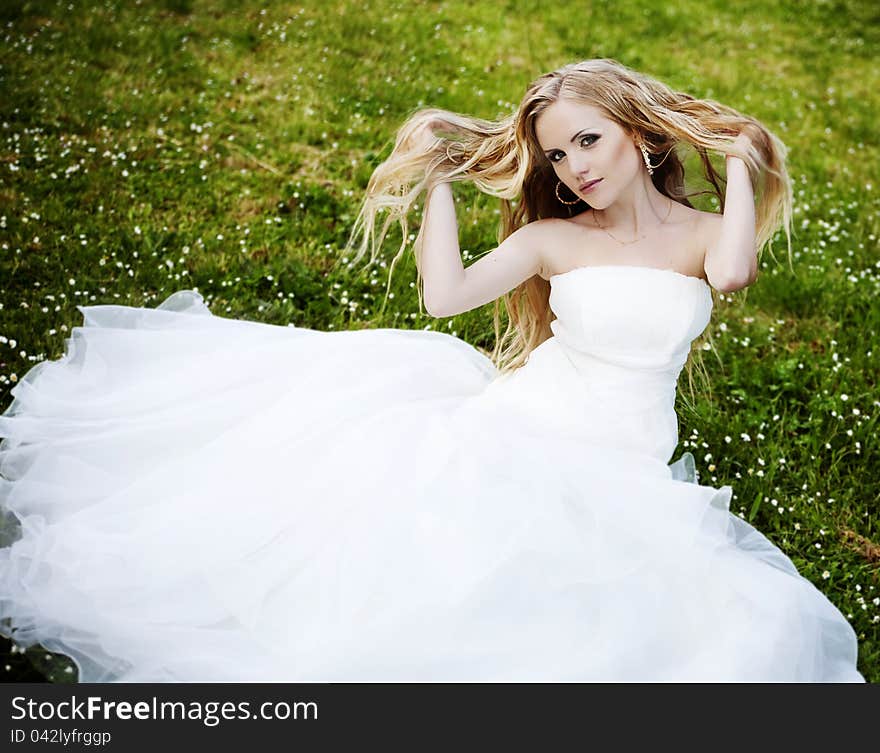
[548,264,710,289]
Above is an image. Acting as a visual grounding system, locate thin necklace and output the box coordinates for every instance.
[593,199,674,245]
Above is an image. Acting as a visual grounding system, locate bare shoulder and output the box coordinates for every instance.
[509,218,571,279]
[517,217,571,237]
[694,209,724,248]
[507,217,565,243]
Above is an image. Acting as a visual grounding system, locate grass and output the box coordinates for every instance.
[0,0,877,682]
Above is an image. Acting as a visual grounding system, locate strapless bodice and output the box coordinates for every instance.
[548,264,712,372]
[471,265,713,463]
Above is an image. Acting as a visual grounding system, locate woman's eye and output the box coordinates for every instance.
[549,135,598,163]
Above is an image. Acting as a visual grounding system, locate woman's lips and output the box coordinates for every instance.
[579,178,602,193]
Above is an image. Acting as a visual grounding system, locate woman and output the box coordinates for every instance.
[0,59,865,682]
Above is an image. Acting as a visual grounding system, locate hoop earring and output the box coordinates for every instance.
[555,180,581,205]
[638,142,655,176]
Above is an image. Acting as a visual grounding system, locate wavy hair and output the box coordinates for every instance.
[343,58,793,405]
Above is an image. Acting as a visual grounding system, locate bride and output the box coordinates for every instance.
[0,59,865,682]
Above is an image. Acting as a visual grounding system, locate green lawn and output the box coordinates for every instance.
[0,0,877,682]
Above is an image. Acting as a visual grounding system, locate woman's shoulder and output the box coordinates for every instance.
[524,214,597,238]
[691,209,724,251]
[508,217,582,252]
[518,217,592,280]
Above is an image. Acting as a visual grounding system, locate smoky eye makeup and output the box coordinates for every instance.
[547,133,600,163]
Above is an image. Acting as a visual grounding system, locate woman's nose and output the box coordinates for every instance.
[566,152,591,177]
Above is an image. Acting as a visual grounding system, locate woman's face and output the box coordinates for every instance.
[534,98,643,207]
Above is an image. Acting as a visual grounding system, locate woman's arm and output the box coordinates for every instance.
[703,133,758,292]
[418,182,545,318]
[418,182,466,316]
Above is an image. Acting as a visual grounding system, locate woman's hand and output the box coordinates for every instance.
[406,118,446,154]
[406,117,457,187]
[410,124,438,153]
[730,131,752,154]
[726,123,761,161]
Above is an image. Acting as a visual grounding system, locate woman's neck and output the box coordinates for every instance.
[594,175,671,233]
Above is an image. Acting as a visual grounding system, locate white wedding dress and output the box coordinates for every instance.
[0,264,865,682]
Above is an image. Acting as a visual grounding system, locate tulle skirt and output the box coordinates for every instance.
[0,291,865,682]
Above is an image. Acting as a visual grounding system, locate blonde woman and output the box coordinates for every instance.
[0,59,865,682]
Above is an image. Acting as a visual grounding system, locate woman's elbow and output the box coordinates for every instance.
[424,297,452,318]
[711,268,757,293]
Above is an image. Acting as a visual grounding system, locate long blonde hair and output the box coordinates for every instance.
[343,58,793,397]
